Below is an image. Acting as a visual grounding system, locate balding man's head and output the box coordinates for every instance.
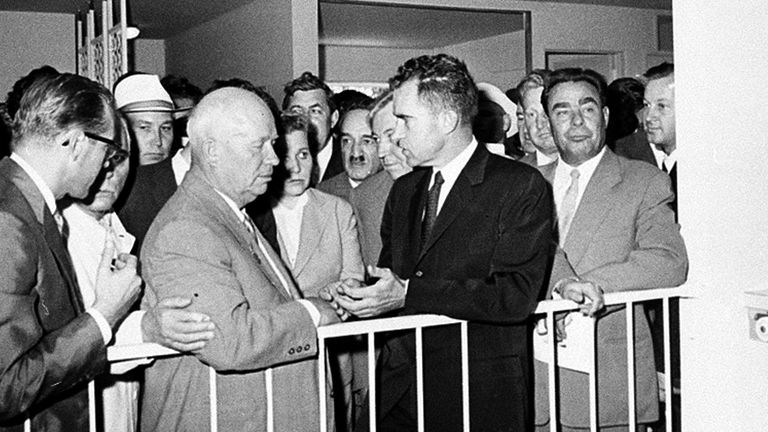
[188,87,279,207]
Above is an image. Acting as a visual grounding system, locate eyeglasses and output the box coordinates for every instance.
[83,132,129,166]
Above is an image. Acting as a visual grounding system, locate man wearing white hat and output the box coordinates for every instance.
[115,73,188,255]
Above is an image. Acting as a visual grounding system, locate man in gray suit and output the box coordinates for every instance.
[533,68,687,431]
[140,88,340,432]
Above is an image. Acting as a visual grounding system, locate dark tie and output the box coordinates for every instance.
[422,170,444,245]
[53,209,69,245]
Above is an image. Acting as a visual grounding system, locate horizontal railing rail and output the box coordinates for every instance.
[25,285,692,432]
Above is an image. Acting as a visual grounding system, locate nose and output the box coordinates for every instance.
[350,140,364,158]
[264,143,279,166]
[571,110,584,126]
[286,155,301,174]
[535,113,549,130]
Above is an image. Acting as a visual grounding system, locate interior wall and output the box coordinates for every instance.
[164,0,294,101]
[133,39,166,78]
[675,0,768,430]
[320,45,427,83]
[0,11,75,96]
[297,0,668,82]
[438,31,526,90]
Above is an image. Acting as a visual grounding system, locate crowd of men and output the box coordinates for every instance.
[0,53,685,432]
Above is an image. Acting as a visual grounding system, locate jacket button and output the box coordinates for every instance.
[289,348,295,355]
[297,346,303,353]
[415,270,423,277]
[304,344,311,351]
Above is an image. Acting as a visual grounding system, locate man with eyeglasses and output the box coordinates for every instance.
[319,103,382,202]
[0,73,143,431]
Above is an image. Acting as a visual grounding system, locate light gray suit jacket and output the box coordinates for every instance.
[278,188,364,297]
[348,170,393,269]
[534,148,687,428]
[140,168,325,432]
[318,172,353,203]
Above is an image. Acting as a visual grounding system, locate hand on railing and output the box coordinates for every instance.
[141,297,216,352]
[556,279,605,317]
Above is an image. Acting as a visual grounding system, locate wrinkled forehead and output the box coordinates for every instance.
[341,109,371,135]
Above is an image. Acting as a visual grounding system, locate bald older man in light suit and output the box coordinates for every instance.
[140,88,340,432]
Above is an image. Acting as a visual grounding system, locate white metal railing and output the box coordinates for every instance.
[24,286,692,432]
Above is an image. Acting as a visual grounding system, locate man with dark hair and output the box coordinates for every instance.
[0,73,143,430]
[319,95,381,201]
[160,74,203,119]
[533,68,687,431]
[517,69,560,168]
[329,53,554,432]
[283,72,344,183]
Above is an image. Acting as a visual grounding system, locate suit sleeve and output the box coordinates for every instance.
[579,171,688,292]
[141,220,318,372]
[0,213,105,420]
[405,172,555,324]
[336,199,365,282]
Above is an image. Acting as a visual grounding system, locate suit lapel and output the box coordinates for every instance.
[563,150,622,268]
[417,145,488,263]
[1,159,85,312]
[405,171,430,267]
[292,191,326,277]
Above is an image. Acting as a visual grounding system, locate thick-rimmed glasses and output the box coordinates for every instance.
[83,132,129,166]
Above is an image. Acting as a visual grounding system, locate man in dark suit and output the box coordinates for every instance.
[0,73,144,431]
[283,72,344,184]
[329,54,554,432]
[532,68,687,431]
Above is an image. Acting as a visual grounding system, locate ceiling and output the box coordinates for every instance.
[0,0,671,40]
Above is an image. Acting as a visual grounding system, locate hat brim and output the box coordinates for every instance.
[119,100,178,113]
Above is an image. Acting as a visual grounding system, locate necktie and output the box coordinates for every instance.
[241,211,295,297]
[558,169,580,246]
[53,209,69,245]
[422,170,444,246]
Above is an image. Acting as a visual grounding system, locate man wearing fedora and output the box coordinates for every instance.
[115,73,189,255]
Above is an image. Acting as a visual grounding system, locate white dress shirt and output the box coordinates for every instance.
[552,147,606,221]
[536,149,559,167]
[651,144,677,172]
[10,153,113,343]
[273,193,309,267]
[429,137,479,215]
[316,137,334,180]
[171,147,191,185]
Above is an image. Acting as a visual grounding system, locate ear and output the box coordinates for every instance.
[202,138,218,166]
[330,109,340,130]
[65,130,88,162]
[438,109,460,135]
[502,113,512,133]
[602,106,610,126]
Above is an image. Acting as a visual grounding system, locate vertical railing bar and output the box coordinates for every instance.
[209,367,218,432]
[626,302,636,432]
[368,331,377,432]
[88,380,97,432]
[318,336,327,432]
[589,316,598,432]
[266,368,274,432]
[663,297,673,432]
[416,327,424,432]
[547,311,558,432]
[460,321,470,431]
[24,416,31,432]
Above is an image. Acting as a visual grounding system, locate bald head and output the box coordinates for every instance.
[188,87,279,207]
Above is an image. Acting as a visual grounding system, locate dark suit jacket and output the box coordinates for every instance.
[375,144,554,431]
[534,149,687,428]
[321,139,345,182]
[0,158,106,431]
[612,129,654,166]
[117,157,177,256]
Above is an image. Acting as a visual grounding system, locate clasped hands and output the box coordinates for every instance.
[319,266,407,320]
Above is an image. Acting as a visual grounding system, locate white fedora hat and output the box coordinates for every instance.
[477,82,518,137]
[114,74,176,113]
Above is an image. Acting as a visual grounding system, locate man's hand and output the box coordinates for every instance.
[305,297,342,326]
[333,266,407,318]
[318,279,361,321]
[141,297,215,352]
[535,314,570,342]
[558,280,605,317]
[92,237,142,328]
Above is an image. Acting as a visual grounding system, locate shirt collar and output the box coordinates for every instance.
[10,152,57,214]
[316,137,334,179]
[555,145,606,187]
[214,189,246,223]
[431,137,478,185]
[535,149,558,166]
